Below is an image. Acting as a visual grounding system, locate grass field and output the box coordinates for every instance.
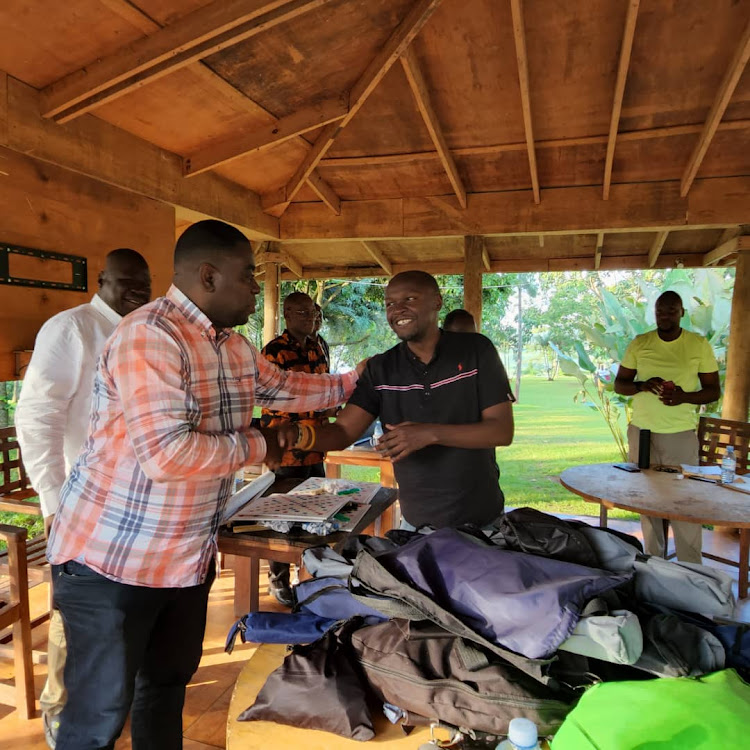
[342,375,639,520]
[0,376,636,548]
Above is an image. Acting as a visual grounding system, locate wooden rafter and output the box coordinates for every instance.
[278,177,750,240]
[594,231,604,270]
[282,249,303,277]
[400,47,466,208]
[361,242,393,275]
[509,0,540,203]
[2,74,278,238]
[41,0,334,122]
[603,0,640,200]
[647,230,669,267]
[317,120,750,168]
[680,19,750,197]
[703,235,750,266]
[184,97,348,176]
[271,0,446,215]
[306,171,342,216]
[482,243,491,271]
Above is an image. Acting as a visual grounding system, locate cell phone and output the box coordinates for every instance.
[613,462,641,473]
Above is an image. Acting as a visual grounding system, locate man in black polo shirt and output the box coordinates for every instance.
[288,271,514,528]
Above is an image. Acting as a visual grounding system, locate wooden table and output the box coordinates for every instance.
[560,463,750,598]
[226,643,435,749]
[218,481,398,616]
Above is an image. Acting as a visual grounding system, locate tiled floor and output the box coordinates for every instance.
[0,519,747,749]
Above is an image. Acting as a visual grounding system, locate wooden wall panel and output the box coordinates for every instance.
[0,149,174,380]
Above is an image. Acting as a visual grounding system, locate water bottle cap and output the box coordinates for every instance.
[726,446,735,454]
[508,717,538,749]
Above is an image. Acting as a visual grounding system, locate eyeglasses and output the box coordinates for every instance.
[287,309,316,318]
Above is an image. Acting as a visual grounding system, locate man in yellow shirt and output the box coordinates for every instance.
[614,291,720,562]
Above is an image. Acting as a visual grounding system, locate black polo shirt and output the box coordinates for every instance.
[348,331,514,528]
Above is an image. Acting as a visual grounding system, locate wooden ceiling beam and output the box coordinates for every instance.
[279,177,750,240]
[271,0,445,213]
[680,19,750,197]
[1,73,278,238]
[317,120,750,168]
[482,243,491,271]
[183,97,348,176]
[400,47,467,209]
[509,0,540,204]
[647,230,669,267]
[594,231,604,270]
[703,235,750,266]
[276,251,709,280]
[281,249,304,277]
[603,0,640,200]
[361,242,393,275]
[305,171,342,216]
[41,0,333,122]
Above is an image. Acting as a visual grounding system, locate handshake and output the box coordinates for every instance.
[257,424,316,469]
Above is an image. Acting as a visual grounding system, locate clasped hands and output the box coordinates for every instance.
[374,422,438,462]
[640,377,687,406]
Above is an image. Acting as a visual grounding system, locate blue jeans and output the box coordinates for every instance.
[52,560,215,750]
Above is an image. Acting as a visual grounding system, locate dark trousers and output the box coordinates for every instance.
[269,462,326,580]
[52,560,215,750]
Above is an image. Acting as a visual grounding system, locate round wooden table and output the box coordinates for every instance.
[559,463,750,598]
[226,643,436,749]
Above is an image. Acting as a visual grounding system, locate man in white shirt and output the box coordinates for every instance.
[14,248,151,748]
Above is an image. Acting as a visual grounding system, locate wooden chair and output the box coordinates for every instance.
[697,415,750,593]
[0,426,51,634]
[698,416,750,475]
[0,524,36,719]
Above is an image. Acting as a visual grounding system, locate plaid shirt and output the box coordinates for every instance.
[47,286,357,588]
[259,330,330,467]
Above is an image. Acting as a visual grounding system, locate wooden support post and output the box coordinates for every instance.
[263,262,280,345]
[463,236,483,331]
[723,249,750,421]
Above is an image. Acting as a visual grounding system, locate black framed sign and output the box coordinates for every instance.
[0,244,87,291]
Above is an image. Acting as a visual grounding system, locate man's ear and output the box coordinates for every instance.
[97,270,106,290]
[199,262,218,292]
[434,293,443,312]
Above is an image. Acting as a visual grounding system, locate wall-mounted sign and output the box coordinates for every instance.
[0,244,87,291]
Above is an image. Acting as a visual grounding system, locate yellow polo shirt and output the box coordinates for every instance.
[621,329,718,434]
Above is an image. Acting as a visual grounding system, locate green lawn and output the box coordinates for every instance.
[342,375,638,521]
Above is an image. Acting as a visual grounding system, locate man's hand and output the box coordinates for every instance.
[355,357,370,378]
[641,377,664,394]
[275,423,299,450]
[659,384,687,406]
[258,427,284,469]
[378,422,438,462]
[44,514,55,539]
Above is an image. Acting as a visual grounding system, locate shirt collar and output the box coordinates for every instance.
[90,294,122,326]
[401,329,444,368]
[167,285,232,343]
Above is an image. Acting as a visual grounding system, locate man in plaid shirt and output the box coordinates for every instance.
[47,220,360,750]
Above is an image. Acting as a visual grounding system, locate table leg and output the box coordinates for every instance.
[380,461,396,488]
[599,504,608,528]
[740,529,749,601]
[232,556,261,617]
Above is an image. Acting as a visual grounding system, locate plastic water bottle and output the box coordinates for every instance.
[496,718,541,750]
[370,420,384,448]
[721,446,736,485]
[234,469,245,493]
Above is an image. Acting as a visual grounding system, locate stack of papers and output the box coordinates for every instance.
[679,464,722,480]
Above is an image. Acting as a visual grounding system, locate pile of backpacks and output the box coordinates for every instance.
[225,508,750,748]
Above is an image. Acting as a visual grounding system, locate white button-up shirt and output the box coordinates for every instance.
[14,294,121,517]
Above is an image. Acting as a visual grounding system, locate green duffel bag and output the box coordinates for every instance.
[551,669,750,750]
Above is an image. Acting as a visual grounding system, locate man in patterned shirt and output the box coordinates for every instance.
[47,221,361,750]
[259,291,333,605]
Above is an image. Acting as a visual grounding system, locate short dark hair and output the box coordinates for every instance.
[105,248,149,270]
[388,270,441,295]
[443,308,476,330]
[283,291,313,312]
[174,220,249,269]
[656,290,683,307]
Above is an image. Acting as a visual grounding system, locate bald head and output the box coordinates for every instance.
[172,220,260,329]
[387,270,441,297]
[98,248,151,317]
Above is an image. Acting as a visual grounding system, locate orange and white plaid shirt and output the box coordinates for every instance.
[47,286,357,588]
